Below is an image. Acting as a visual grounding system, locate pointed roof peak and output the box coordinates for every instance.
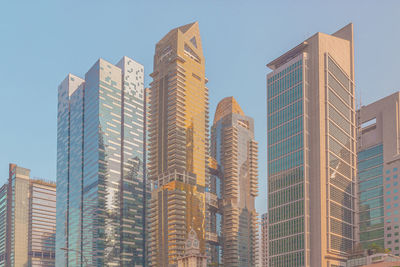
[214,96,244,124]
[332,22,353,42]
[177,21,198,33]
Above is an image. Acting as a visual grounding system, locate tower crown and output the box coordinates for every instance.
[213,96,244,124]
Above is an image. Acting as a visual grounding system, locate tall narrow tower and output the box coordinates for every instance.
[148,22,209,266]
[56,57,147,266]
[211,97,259,266]
[266,24,357,267]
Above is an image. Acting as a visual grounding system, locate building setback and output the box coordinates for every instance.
[0,163,56,267]
[357,92,400,255]
[56,57,148,266]
[147,22,209,266]
[266,23,357,266]
[211,97,259,266]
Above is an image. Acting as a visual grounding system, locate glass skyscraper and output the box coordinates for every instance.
[357,92,400,255]
[56,57,148,266]
[267,24,357,266]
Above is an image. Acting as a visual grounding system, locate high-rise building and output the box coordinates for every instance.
[56,57,148,266]
[147,22,209,266]
[267,23,357,266]
[29,179,57,267]
[0,164,56,267]
[7,164,30,267]
[357,92,400,255]
[205,157,222,266]
[261,213,269,267]
[211,96,259,266]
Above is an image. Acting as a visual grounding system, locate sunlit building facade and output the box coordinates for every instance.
[211,97,259,266]
[0,164,56,267]
[267,24,357,266]
[7,164,30,267]
[205,157,222,266]
[29,179,56,267]
[358,92,400,255]
[56,57,148,266]
[147,22,209,266]
[261,213,268,267]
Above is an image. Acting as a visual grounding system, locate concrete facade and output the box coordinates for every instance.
[261,213,268,267]
[211,97,259,266]
[267,23,357,267]
[0,164,56,267]
[147,22,209,266]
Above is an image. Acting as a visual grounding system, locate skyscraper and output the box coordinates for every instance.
[211,96,259,266]
[267,24,357,266]
[0,164,56,267]
[205,157,222,266]
[56,57,148,266]
[261,213,269,267]
[357,92,400,255]
[147,22,209,266]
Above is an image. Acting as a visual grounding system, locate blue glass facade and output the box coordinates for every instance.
[56,57,149,267]
[267,57,305,267]
[358,144,384,248]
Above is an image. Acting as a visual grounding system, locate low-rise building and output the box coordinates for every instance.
[347,253,400,267]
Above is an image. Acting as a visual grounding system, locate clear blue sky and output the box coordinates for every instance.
[1,0,399,215]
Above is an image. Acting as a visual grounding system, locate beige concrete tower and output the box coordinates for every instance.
[2,164,56,267]
[267,24,357,267]
[358,92,400,254]
[261,213,269,267]
[211,97,259,266]
[148,22,209,266]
